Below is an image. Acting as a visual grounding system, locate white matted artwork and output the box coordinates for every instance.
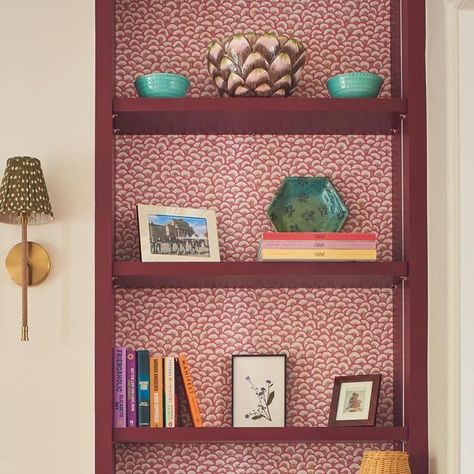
[137,204,220,262]
[328,374,381,427]
[336,381,373,421]
[232,354,286,428]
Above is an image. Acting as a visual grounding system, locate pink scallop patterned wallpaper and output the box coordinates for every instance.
[115,288,394,472]
[115,442,397,474]
[114,134,393,262]
[114,1,395,472]
[115,288,394,428]
[115,0,392,98]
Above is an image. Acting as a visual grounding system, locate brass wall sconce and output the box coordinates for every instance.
[0,157,54,341]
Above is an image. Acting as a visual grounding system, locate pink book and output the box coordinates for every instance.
[126,349,137,427]
[263,232,377,241]
[261,240,376,250]
[113,347,127,428]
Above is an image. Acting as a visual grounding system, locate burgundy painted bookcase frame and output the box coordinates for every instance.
[95,1,427,472]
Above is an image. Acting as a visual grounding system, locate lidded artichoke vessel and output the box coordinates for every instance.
[207,33,306,97]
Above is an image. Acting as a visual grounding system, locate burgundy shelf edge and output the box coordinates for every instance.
[113,97,407,135]
[113,261,408,289]
[113,427,408,444]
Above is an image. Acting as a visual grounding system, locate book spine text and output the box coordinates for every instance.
[178,354,203,427]
[260,240,376,250]
[263,231,377,241]
[259,248,377,261]
[164,357,176,428]
[150,356,164,428]
[126,349,137,427]
[113,347,126,428]
[137,350,150,427]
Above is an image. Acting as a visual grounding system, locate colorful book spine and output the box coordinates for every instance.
[178,354,203,427]
[164,357,176,428]
[259,248,377,261]
[126,349,137,427]
[150,356,164,428]
[113,347,126,428]
[260,240,376,250]
[137,350,150,427]
[263,231,377,241]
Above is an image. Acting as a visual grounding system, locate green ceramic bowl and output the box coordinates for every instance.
[326,72,383,98]
[267,177,348,232]
[134,73,190,98]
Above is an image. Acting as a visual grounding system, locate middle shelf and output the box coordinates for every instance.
[113,261,407,289]
[113,426,408,444]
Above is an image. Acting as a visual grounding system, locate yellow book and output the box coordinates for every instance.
[150,356,164,428]
[260,248,377,261]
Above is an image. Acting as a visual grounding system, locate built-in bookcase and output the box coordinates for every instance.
[96,1,427,472]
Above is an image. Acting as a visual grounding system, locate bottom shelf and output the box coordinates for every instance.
[114,427,408,444]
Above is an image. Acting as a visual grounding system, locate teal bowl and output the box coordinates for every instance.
[326,72,383,98]
[134,73,190,98]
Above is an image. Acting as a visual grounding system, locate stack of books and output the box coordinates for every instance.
[113,348,202,428]
[257,232,377,261]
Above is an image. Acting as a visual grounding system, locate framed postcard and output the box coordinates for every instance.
[232,354,286,428]
[137,204,220,262]
[328,374,382,427]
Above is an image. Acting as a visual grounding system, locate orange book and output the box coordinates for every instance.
[150,356,164,428]
[178,354,203,427]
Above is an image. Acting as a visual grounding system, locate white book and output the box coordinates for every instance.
[164,356,175,428]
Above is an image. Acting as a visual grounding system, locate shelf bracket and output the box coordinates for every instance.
[112,113,120,135]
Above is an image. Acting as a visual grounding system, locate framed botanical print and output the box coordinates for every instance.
[328,374,382,427]
[137,204,220,262]
[232,354,286,428]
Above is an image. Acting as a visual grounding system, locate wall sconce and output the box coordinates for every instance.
[0,157,54,341]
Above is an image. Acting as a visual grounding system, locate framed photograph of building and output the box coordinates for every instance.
[137,205,220,262]
[232,354,286,428]
[328,374,382,427]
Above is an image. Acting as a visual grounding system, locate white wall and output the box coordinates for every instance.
[427,0,450,471]
[459,9,474,473]
[0,1,94,473]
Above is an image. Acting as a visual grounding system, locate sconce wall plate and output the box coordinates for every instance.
[6,242,51,286]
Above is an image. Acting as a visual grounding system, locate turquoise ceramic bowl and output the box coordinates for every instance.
[326,72,383,98]
[134,73,190,98]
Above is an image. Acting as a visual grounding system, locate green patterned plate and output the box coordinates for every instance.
[267,177,348,232]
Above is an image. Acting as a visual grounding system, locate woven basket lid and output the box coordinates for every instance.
[359,450,411,474]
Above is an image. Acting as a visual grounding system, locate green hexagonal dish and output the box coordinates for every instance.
[267,177,349,232]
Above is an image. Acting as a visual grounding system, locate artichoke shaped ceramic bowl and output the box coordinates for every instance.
[207,33,306,97]
[267,177,349,232]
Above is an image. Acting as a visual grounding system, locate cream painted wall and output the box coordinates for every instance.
[0,1,94,474]
[427,0,450,472]
[459,10,474,473]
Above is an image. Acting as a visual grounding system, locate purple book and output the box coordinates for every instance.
[113,347,126,428]
[126,349,137,427]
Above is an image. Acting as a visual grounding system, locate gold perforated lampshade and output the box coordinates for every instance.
[0,157,53,224]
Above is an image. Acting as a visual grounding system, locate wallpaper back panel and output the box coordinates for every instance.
[114,1,396,472]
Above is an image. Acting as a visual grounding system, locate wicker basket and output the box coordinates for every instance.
[360,451,411,474]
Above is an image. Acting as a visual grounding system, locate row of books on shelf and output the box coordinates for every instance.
[257,232,377,261]
[114,348,202,428]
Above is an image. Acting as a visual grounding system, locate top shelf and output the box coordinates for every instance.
[113,98,406,136]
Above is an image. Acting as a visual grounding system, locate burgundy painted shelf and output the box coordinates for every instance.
[113,261,408,289]
[113,98,407,135]
[113,427,408,444]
